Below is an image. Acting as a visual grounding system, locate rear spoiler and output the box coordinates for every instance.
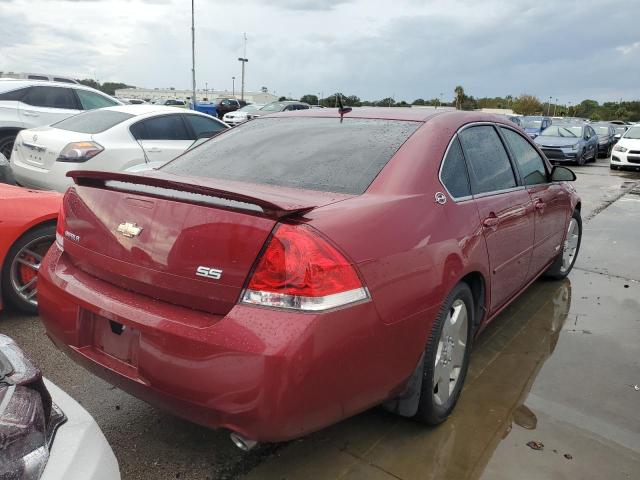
[67,170,316,219]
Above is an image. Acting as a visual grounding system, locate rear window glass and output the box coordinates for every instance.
[161,117,421,194]
[53,110,134,134]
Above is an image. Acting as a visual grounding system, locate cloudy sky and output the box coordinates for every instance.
[1,0,639,103]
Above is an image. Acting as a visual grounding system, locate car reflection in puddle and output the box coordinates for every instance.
[245,279,574,480]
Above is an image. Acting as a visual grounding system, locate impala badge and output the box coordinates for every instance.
[117,222,143,238]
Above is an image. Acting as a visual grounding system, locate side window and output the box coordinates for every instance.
[458,125,517,195]
[440,137,471,198]
[0,87,29,101]
[131,115,191,141]
[184,114,226,139]
[76,89,118,110]
[22,86,78,109]
[501,127,547,186]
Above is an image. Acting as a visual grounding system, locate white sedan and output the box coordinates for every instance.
[10,105,228,192]
[611,124,640,170]
[222,104,263,126]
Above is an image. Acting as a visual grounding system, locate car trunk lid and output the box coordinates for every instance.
[61,170,352,316]
[15,126,92,171]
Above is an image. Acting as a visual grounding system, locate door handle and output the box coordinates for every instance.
[482,215,499,228]
[146,148,162,153]
[534,199,546,211]
[22,111,39,117]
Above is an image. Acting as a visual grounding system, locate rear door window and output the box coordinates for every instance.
[458,125,517,195]
[440,137,471,198]
[161,117,420,194]
[500,127,548,186]
[22,86,78,109]
[75,89,119,110]
[131,114,191,140]
[0,87,28,101]
[183,114,226,138]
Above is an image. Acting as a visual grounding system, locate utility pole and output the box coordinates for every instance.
[553,98,558,117]
[232,77,235,97]
[547,96,552,116]
[191,0,196,109]
[237,33,248,101]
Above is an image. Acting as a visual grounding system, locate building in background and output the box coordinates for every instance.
[115,87,278,105]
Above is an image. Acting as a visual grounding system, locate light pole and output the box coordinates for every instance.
[547,96,552,116]
[317,92,321,106]
[232,77,235,97]
[568,101,572,117]
[205,81,208,101]
[553,97,558,117]
[191,0,196,109]
[237,32,248,101]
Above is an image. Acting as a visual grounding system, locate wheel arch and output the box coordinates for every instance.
[459,271,487,332]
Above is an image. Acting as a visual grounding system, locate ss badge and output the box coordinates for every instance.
[196,266,223,280]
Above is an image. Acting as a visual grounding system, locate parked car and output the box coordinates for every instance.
[0,183,60,313]
[521,116,552,139]
[10,105,229,192]
[250,100,311,118]
[506,115,522,127]
[0,79,122,158]
[0,335,120,479]
[534,123,599,165]
[38,109,581,448]
[161,99,186,107]
[212,98,247,119]
[590,122,616,158]
[613,125,629,139]
[611,124,640,170]
[0,152,15,184]
[222,103,264,126]
[0,72,79,84]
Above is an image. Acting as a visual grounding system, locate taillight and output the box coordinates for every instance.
[56,141,103,163]
[55,202,66,248]
[241,224,369,311]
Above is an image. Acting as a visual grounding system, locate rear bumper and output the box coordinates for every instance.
[38,245,423,442]
[41,379,120,480]
[10,157,72,192]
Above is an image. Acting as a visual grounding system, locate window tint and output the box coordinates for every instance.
[501,127,547,186]
[440,137,471,198]
[184,114,226,138]
[131,115,191,140]
[458,125,516,194]
[76,89,118,110]
[28,75,48,81]
[53,110,135,134]
[22,86,77,109]
[162,117,420,194]
[0,87,28,101]
[54,78,76,84]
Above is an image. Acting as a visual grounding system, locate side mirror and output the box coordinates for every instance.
[551,166,576,182]
[614,134,621,140]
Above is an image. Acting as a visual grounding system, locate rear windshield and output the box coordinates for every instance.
[161,117,421,194]
[53,110,135,134]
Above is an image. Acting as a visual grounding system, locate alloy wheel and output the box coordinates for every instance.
[560,218,580,273]
[9,235,53,307]
[433,299,468,406]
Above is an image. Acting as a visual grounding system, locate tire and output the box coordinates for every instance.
[413,282,474,425]
[0,134,17,160]
[610,164,619,171]
[1,224,56,314]
[544,210,582,280]
[577,150,587,166]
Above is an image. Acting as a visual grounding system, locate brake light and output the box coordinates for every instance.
[55,202,65,248]
[56,141,103,163]
[241,224,369,311]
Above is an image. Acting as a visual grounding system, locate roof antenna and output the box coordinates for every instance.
[336,93,352,123]
[135,137,152,165]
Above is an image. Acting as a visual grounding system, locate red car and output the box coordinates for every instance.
[38,109,581,447]
[1,184,61,314]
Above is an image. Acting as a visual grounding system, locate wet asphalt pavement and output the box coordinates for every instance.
[1,158,639,479]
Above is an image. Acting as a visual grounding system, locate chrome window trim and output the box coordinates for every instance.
[472,185,526,199]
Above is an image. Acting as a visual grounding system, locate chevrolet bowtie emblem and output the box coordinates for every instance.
[116,222,143,238]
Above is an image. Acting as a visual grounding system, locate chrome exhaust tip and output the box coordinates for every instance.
[230,432,258,451]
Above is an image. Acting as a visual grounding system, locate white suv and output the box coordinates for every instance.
[0,79,122,158]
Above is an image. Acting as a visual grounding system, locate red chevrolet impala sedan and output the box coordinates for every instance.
[38,108,581,447]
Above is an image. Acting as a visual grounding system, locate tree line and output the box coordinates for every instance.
[297,86,640,122]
